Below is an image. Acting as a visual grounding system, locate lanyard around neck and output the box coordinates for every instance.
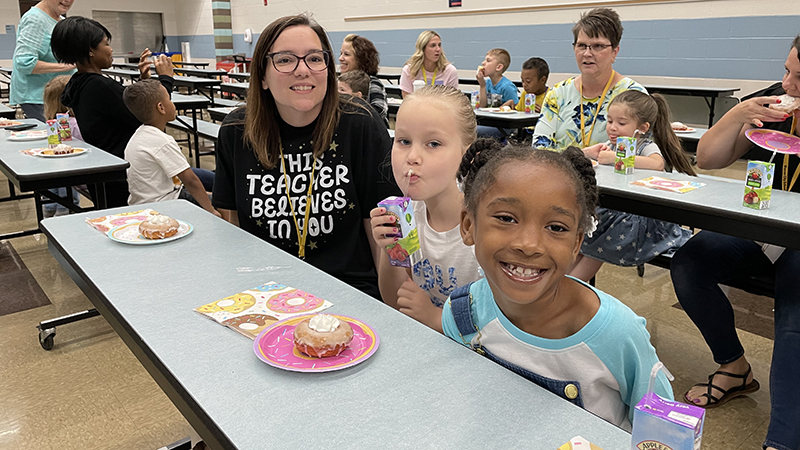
[782,116,799,191]
[579,71,616,148]
[278,144,316,259]
[421,67,437,85]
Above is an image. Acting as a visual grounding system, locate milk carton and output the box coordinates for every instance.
[524,93,535,114]
[631,363,704,450]
[614,136,635,174]
[743,160,774,210]
[378,196,422,268]
[46,119,60,148]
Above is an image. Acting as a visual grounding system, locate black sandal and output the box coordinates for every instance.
[684,365,760,409]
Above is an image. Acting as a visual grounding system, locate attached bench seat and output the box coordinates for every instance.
[167,115,219,167]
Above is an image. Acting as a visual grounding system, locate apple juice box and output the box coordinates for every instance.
[743,160,774,210]
[377,196,422,268]
[56,113,72,141]
[631,393,705,450]
[46,119,61,148]
[524,93,535,114]
[614,136,636,174]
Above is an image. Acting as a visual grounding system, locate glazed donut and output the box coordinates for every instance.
[266,289,323,314]
[51,144,74,155]
[293,314,354,358]
[139,214,180,239]
[769,94,800,114]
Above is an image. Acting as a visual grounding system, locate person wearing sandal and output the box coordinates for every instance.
[671,35,800,450]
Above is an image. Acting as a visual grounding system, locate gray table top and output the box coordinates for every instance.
[171,93,210,110]
[40,199,632,450]
[0,119,128,187]
[227,72,250,81]
[173,67,227,78]
[675,127,708,143]
[643,85,740,96]
[594,164,800,249]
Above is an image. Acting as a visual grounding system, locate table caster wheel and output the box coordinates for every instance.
[39,328,56,350]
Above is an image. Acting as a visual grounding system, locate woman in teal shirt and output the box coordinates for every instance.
[10,0,76,121]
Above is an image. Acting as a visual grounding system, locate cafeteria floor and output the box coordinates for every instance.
[0,134,775,449]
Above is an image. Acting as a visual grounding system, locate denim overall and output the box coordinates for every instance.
[450,283,585,408]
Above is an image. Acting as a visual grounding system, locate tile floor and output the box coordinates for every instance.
[0,133,774,449]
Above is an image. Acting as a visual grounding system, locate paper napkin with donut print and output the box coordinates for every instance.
[195,282,333,339]
[630,177,706,194]
[86,209,160,234]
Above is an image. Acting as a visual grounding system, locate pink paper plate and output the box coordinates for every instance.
[253,314,379,373]
[745,128,800,154]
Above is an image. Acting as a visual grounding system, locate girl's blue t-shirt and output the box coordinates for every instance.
[441,276,673,429]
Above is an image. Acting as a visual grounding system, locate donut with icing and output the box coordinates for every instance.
[293,314,354,358]
[266,289,323,314]
[769,94,800,114]
[139,214,180,239]
[51,144,74,155]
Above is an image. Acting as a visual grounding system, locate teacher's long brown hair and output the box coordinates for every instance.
[243,14,339,169]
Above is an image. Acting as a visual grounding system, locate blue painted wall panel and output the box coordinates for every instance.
[155,14,798,81]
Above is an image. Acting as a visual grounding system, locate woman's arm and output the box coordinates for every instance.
[30,61,74,74]
[13,17,73,75]
[697,96,788,169]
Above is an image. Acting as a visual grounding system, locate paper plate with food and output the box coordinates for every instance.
[479,106,515,114]
[108,214,193,245]
[8,130,48,141]
[745,128,800,155]
[254,313,379,373]
[670,122,696,133]
[23,145,89,157]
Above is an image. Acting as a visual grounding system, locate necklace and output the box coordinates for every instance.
[579,71,616,148]
[421,67,437,86]
[278,144,316,259]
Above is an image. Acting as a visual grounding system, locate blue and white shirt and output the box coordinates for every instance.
[441,276,673,429]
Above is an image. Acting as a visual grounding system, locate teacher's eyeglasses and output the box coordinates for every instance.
[573,43,613,53]
[266,50,331,73]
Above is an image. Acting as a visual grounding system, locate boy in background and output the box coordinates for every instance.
[476,48,518,108]
[338,70,370,99]
[122,79,220,217]
[511,57,550,113]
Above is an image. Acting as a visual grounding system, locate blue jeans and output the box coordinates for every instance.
[191,168,214,192]
[43,187,81,216]
[671,231,800,450]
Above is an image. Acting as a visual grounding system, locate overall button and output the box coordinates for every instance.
[564,384,579,399]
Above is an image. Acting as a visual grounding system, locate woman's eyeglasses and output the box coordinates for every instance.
[266,50,331,73]
[573,43,613,53]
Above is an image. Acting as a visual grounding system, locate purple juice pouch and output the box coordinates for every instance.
[378,196,422,268]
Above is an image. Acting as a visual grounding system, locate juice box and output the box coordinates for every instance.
[46,119,61,148]
[743,160,774,210]
[56,113,72,141]
[524,93,535,114]
[471,91,479,109]
[614,136,636,174]
[378,196,422,268]
[631,393,705,450]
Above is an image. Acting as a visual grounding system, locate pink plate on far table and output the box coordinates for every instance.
[253,314,379,373]
[745,129,800,154]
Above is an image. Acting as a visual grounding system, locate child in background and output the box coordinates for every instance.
[370,85,481,331]
[443,139,673,429]
[512,57,550,114]
[42,75,82,217]
[476,48,518,140]
[122,79,220,217]
[572,90,695,281]
[338,70,370,99]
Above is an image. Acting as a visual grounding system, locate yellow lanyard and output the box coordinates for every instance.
[421,67,437,86]
[782,116,799,191]
[579,71,616,148]
[278,145,316,259]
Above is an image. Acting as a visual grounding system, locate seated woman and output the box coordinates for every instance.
[532,7,645,150]
[671,36,800,450]
[339,34,388,126]
[213,14,399,299]
[398,30,458,97]
[51,16,174,208]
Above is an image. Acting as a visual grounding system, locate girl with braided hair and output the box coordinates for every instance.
[441,138,673,429]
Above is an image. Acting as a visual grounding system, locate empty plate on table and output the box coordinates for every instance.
[23,147,89,157]
[254,314,380,373]
[479,108,515,114]
[672,128,696,133]
[107,220,193,245]
[745,129,800,155]
[8,130,48,141]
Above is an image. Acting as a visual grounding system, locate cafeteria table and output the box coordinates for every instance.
[220,82,248,98]
[227,72,250,82]
[171,93,211,160]
[643,85,740,128]
[40,199,633,450]
[173,61,210,69]
[208,107,235,122]
[387,98,538,135]
[594,164,800,250]
[0,103,15,119]
[173,67,227,78]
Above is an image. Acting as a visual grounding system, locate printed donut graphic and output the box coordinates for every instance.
[266,289,323,314]
[221,313,276,334]
[251,283,287,292]
[196,293,256,314]
[110,215,149,226]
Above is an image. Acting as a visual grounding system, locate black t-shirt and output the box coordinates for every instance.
[213,100,400,298]
[742,84,799,193]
